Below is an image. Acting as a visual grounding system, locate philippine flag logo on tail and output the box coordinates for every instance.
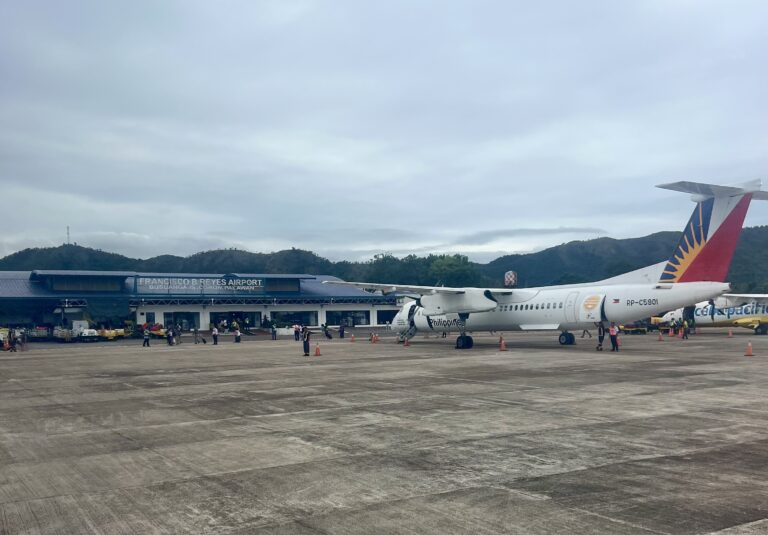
[659,192,753,283]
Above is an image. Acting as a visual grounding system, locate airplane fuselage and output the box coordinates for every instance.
[395,281,729,335]
[663,301,768,334]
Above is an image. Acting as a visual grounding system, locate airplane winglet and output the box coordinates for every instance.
[656,179,767,200]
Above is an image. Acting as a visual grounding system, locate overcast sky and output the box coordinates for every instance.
[1,1,766,263]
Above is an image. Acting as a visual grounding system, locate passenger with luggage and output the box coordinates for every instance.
[321,324,332,340]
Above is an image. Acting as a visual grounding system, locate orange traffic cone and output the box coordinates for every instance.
[678,328,684,339]
[350,334,355,342]
[404,337,410,347]
[314,343,321,357]
[745,341,754,357]
[658,332,664,342]
[728,329,733,338]
[668,328,674,337]
[499,336,507,351]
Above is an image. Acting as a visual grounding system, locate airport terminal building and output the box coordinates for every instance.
[0,270,400,331]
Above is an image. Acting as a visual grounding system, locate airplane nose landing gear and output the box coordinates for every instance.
[456,334,474,349]
[558,332,575,345]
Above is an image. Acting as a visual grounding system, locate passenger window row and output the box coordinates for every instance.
[499,302,564,311]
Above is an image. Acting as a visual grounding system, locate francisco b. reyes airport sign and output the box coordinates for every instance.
[136,276,265,294]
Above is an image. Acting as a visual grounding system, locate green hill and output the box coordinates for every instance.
[480,231,681,287]
[1,226,767,292]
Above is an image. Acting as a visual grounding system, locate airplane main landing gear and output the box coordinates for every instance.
[456,334,474,349]
[558,332,575,345]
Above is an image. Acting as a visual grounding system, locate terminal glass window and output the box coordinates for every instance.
[376,310,398,325]
[162,312,200,331]
[270,311,318,327]
[326,310,370,327]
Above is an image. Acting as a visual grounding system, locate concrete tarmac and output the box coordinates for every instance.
[1,329,768,534]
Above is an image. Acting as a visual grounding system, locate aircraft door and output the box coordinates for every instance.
[578,294,605,323]
[565,292,579,322]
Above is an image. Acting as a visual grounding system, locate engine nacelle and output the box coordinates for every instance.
[419,289,497,316]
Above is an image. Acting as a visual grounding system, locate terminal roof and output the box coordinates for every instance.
[31,270,136,278]
[30,270,316,280]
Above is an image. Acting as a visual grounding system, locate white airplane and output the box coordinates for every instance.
[325,180,767,348]
[662,295,768,335]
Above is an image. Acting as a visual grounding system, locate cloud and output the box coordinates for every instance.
[451,227,607,247]
[0,0,766,264]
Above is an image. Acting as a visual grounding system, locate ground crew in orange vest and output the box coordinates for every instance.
[609,322,619,352]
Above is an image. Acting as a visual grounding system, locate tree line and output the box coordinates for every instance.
[1,225,766,292]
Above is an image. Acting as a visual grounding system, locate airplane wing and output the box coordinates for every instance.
[323,280,515,297]
[324,280,467,295]
[722,293,768,305]
[322,280,515,315]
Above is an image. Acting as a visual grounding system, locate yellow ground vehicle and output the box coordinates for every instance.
[620,323,648,335]
[149,328,167,338]
[99,328,126,341]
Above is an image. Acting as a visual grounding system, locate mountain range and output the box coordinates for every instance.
[1,226,766,292]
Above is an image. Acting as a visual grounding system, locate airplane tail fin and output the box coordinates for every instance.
[656,179,767,283]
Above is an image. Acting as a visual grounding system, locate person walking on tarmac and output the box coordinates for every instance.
[321,323,332,340]
[302,327,312,357]
[608,322,619,352]
[682,319,689,339]
[596,323,605,351]
[212,326,219,345]
[142,329,151,347]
